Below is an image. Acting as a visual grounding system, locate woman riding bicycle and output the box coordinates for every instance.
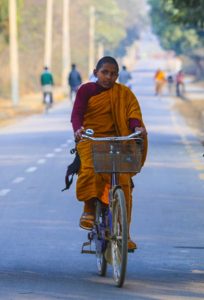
[71,56,148,251]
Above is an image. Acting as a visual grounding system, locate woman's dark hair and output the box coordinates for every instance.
[95,56,119,72]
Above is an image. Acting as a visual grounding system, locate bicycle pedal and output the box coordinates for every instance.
[81,241,96,254]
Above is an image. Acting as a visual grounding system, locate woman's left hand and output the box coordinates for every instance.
[134,127,147,137]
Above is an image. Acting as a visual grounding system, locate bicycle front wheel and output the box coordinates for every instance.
[95,200,107,276]
[111,188,128,287]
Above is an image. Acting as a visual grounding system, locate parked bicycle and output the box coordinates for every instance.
[81,129,143,287]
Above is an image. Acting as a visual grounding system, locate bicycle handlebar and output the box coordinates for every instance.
[81,129,142,141]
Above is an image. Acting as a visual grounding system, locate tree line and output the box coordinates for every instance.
[148,0,204,78]
[0,0,148,97]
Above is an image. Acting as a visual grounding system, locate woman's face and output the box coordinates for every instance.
[94,63,118,89]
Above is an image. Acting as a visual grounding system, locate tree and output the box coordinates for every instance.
[114,0,149,56]
[91,0,126,53]
[148,0,203,54]
[148,0,204,77]
[0,0,24,42]
[172,0,204,29]
[0,0,150,97]
[89,0,148,57]
[0,0,9,41]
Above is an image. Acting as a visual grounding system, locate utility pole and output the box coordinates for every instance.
[62,0,71,90]
[88,6,95,77]
[44,0,53,68]
[9,0,19,106]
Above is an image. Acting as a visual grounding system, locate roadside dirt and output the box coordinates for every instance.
[173,81,204,144]
[174,99,204,139]
[0,89,65,128]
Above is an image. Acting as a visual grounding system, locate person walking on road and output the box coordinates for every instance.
[167,73,174,95]
[68,64,82,102]
[70,56,148,251]
[118,65,132,89]
[40,66,54,105]
[176,70,185,98]
[154,69,166,96]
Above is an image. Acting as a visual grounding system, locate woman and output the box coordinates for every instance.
[154,69,166,96]
[71,56,148,250]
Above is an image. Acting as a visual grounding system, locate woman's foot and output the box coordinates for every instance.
[79,212,95,230]
[79,198,96,230]
[128,239,137,251]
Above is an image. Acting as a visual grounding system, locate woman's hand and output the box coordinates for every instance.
[134,126,147,137]
[74,126,84,142]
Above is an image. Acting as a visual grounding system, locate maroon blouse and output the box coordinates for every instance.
[71,82,141,132]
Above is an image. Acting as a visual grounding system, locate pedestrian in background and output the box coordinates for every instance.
[40,66,54,105]
[167,73,174,95]
[176,70,185,98]
[154,69,166,96]
[118,65,132,89]
[68,64,82,102]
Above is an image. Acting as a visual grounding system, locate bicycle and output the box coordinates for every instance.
[43,91,53,113]
[81,129,143,287]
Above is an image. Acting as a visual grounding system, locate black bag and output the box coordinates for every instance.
[61,150,80,192]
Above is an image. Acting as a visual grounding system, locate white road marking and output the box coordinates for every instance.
[12,177,25,184]
[61,143,67,148]
[45,153,55,158]
[0,189,11,196]
[192,270,204,274]
[37,158,46,164]
[54,148,62,153]
[179,250,189,253]
[26,167,37,173]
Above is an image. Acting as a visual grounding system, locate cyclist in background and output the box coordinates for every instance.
[40,66,54,105]
[71,56,148,251]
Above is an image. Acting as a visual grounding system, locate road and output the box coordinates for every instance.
[0,62,204,300]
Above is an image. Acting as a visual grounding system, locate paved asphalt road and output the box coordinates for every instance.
[0,62,204,299]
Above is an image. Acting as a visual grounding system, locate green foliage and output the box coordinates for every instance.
[148,0,203,55]
[115,0,149,56]
[172,0,204,29]
[0,0,24,42]
[0,0,149,96]
[90,0,126,53]
[0,0,146,57]
[0,0,8,39]
[89,0,148,57]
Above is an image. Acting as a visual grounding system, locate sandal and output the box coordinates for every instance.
[79,212,95,230]
[128,239,137,251]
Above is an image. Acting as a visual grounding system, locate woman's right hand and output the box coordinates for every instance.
[74,126,84,142]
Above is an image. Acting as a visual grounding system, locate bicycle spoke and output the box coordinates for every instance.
[111,188,128,287]
[94,201,107,276]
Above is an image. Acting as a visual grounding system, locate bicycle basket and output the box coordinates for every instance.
[91,140,143,173]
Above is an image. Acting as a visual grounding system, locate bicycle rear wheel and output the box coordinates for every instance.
[111,188,128,287]
[95,201,107,276]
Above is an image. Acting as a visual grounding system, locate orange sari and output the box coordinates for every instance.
[76,83,148,223]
